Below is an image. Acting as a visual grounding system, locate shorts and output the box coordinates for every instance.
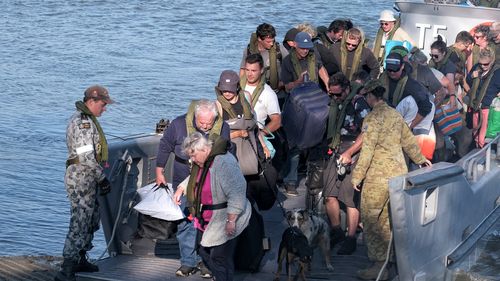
[322,143,360,209]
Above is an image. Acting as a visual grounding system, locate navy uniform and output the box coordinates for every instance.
[56,85,113,281]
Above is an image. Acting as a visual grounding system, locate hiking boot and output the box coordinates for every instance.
[337,236,357,255]
[175,265,198,277]
[54,259,77,281]
[330,225,345,247]
[75,251,99,272]
[197,261,213,279]
[285,184,298,196]
[357,262,389,280]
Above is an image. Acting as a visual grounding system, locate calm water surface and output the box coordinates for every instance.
[0,0,394,257]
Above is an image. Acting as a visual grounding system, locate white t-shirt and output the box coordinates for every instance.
[244,83,281,129]
[396,95,435,134]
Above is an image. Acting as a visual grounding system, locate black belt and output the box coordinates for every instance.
[175,155,189,165]
[201,202,228,211]
[413,128,431,135]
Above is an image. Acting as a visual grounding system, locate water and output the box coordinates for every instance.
[0,0,394,258]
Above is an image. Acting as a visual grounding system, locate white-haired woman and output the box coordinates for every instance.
[174,132,251,281]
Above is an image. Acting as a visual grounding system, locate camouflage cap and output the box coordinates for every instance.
[84,85,114,104]
[364,79,383,93]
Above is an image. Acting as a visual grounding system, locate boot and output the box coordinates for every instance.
[75,250,99,272]
[357,262,389,280]
[330,225,345,247]
[337,236,357,255]
[54,259,77,281]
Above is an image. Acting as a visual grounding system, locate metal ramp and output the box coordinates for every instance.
[78,182,371,281]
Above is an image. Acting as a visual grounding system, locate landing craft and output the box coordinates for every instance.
[78,1,499,281]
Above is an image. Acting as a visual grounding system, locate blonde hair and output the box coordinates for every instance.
[346,27,363,42]
[296,22,317,38]
[479,47,495,61]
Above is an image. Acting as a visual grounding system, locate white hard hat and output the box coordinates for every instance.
[379,10,396,22]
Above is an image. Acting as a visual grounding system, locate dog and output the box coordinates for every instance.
[286,209,334,271]
[274,226,313,281]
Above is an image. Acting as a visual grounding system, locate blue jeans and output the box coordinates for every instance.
[176,195,200,267]
[283,147,300,185]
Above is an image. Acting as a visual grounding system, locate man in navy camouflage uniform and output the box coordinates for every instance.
[55,85,113,281]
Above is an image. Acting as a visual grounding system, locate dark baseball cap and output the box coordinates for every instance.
[217,70,239,93]
[295,32,314,49]
[385,52,403,72]
[84,85,114,104]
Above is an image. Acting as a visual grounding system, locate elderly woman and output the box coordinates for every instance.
[174,132,251,281]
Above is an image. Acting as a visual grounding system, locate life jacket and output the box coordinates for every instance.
[327,82,363,149]
[240,75,266,109]
[185,100,223,136]
[468,63,500,110]
[340,31,365,81]
[290,49,318,83]
[380,72,409,107]
[373,18,401,65]
[246,33,282,90]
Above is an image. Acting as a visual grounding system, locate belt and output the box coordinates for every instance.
[201,202,228,211]
[413,128,431,135]
[175,155,189,165]
[66,157,80,168]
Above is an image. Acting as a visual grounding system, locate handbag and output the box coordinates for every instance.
[227,118,260,175]
[486,97,500,139]
[434,103,463,136]
[133,183,185,221]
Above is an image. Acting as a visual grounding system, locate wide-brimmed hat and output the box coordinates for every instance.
[379,10,396,22]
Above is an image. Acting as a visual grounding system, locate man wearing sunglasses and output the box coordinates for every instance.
[372,10,415,67]
[379,52,433,130]
[467,24,496,72]
[330,27,380,81]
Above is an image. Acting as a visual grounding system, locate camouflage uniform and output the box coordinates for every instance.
[352,102,426,262]
[63,110,105,262]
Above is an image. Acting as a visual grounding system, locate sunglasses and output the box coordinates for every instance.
[387,67,401,73]
[429,54,440,59]
[329,91,343,96]
[479,62,491,67]
[346,42,358,48]
[474,35,484,39]
[380,22,391,26]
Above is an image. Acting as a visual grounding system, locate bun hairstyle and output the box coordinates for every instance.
[430,36,447,54]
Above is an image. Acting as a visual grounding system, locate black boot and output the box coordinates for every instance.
[337,236,357,255]
[54,259,77,281]
[75,250,99,273]
[330,225,345,247]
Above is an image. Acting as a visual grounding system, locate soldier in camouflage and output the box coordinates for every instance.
[55,85,113,281]
[351,80,431,280]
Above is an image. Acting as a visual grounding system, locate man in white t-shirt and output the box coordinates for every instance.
[241,53,281,136]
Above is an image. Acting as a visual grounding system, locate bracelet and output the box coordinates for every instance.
[226,220,235,223]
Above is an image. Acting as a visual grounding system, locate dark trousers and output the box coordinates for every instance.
[198,232,238,281]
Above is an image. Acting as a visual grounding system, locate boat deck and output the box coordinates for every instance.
[0,181,371,281]
[78,181,371,281]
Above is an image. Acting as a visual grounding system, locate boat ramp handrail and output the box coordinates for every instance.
[460,135,500,182]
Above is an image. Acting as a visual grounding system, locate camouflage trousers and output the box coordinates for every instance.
[62,165,100,261]
[360,182,391,262]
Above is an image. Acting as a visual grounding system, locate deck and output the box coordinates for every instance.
[78,180,371,281]
[0,180,371,281]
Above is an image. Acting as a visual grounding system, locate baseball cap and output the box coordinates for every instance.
[295,32,314,49]
[385,52,403,72]
[217,70,239,93]
[389,45,409,57]
[84,85,114,104]
[379,10,396,22]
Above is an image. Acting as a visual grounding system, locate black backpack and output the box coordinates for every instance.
[234,205,268,272]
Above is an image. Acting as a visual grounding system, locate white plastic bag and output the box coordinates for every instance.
[133,183,185,221]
